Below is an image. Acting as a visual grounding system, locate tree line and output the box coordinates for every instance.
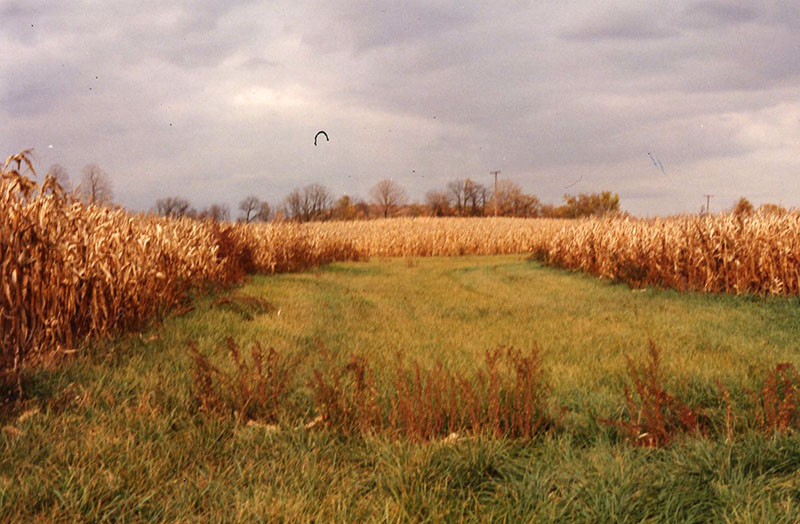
[45,165,623,221]
[42,163,795,221]
[157,178,623,223]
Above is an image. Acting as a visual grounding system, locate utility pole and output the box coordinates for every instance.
[703,194,713,216]
[490,170,500,216]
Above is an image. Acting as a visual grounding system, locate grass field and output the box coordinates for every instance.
[3,255,800,522]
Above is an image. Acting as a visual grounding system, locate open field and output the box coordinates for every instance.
[3,255,800,522]
[5,154,800,521]
[5,153,800,386]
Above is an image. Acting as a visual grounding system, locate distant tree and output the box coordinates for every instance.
[490,180,540,217]
[490,179,516,216]
[447,178,486,216]
[77,163,113,205]
[282,189,303,220]
[369,179,408,218]
[560,191,620,218]
[332,195,357,220]
[47,163,72,192]
[199,203,231,222]
[463,179,488,216]
[425,190,451,217]
[281,184,334,221]
[305,183,333,221]
[447,179,468,215]
[404,203,426,217]
[732,197,754,216]
[353,198,371,219]
[255,201,272,222]
[155,196,192,218]
[239,195,261,223]
[759,203,786,215]
[539,203,558,218]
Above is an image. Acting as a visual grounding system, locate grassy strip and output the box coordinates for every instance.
[3,255,800,522]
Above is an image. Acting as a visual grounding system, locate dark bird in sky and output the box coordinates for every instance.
[314,131,329,146]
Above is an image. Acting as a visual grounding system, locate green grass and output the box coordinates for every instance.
[3,255,800,522]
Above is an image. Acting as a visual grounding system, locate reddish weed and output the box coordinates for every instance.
[604,341,703,447]
[187,337,300,423]
[752,362,800,433]
[310,345,557,440]
[308,350,381,435]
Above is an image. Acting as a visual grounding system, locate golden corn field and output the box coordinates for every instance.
[3,151,800,384]
[542,213,800,295]
[236,216,570,261]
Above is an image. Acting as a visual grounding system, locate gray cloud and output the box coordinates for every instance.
[683,1,762,27]
[298,1,476,55]
[562,7,678,41]
[2,0,799,216]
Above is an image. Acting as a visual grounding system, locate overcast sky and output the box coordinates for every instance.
[3,0,799,216]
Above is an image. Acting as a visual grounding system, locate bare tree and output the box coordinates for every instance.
[238,196,273,222]
[305,183,333,220]
[369,178,407,218]
[155,196,192,218]
[199,203,231,222]
[282,189,303,220]
[447,178,487,216]
[447,179,467,215]
[77,163,113,205]
[47,164,72,192]
[239,195,261,223]
[463,178,487,216]
[425,190,450,217]
[282,184,333,221]
[255,201,272,222]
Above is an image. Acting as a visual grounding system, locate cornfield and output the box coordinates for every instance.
[0,152,363,383]
[257,217,570,258]
[3,150,800,387]
[541,213,800,295]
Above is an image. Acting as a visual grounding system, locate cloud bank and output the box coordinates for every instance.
[2,0,799,216]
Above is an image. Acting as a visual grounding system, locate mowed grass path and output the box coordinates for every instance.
[3,255,800,522]
[227,254,799,403]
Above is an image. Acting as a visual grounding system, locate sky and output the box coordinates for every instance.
[2,0,799,217]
